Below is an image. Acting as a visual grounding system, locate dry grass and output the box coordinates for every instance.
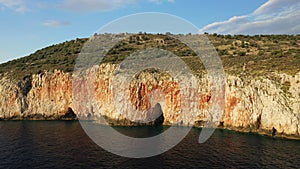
[0,33,299,82]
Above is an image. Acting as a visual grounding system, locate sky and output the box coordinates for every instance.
[0,0,300,63]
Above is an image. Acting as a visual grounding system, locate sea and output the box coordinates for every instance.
[0,121,299,169]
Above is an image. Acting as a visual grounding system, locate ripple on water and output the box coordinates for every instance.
[0,121,299,168]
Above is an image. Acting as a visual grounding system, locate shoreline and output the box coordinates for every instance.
[223,127,300,141]
[1,118,300,141]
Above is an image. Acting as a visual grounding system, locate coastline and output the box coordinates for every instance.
[1,116,299,141]
[216,126,300,141]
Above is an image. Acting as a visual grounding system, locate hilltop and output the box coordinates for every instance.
[0,33,299,81]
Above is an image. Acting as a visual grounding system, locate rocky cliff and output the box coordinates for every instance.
[0,63,299,138]
[0,71,75,120]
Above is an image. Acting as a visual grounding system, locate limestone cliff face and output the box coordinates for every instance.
[0,63,299,137]
[0,71,74,120]
[224,74,300,135]
[0,76,24,118]
[26,71,74,119]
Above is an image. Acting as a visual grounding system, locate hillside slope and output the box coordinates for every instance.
[0,34,299,80]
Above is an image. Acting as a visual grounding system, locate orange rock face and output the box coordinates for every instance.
[225,95,240,122]
[0,63,300,137]
[27,71,73,117]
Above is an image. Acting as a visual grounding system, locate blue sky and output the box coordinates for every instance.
[0,0,299,63]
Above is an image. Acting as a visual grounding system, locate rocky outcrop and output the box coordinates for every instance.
[0,71,74,120]
[223,73,300,136]
[0,63,299,138]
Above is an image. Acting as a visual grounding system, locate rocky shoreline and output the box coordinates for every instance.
[0,65,299,140]
[3,113,300,141]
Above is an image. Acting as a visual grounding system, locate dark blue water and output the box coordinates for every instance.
[0,121,300,169]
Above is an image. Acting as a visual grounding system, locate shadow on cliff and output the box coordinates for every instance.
[108,103,167,138]
[59,107,77,120]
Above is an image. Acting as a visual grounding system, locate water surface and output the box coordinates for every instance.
[0,121,299,168]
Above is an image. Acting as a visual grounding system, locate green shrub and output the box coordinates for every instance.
[238,51,246,56]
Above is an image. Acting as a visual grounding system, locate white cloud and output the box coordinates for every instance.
[199,0,300,35]
[43,20,71,27]
[254,0,291,15]
[60,0,174,12]
[149,0,175,4]
[60,0,138,12]
[0,0,28,13]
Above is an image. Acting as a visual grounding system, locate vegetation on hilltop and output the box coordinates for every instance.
[0,33,299,81]
[209,34,300,76]
[0,38,88,80]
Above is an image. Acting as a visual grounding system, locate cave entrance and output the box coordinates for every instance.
[149,103,164,126]
[112,103,166,138]
[60,107,77,120]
